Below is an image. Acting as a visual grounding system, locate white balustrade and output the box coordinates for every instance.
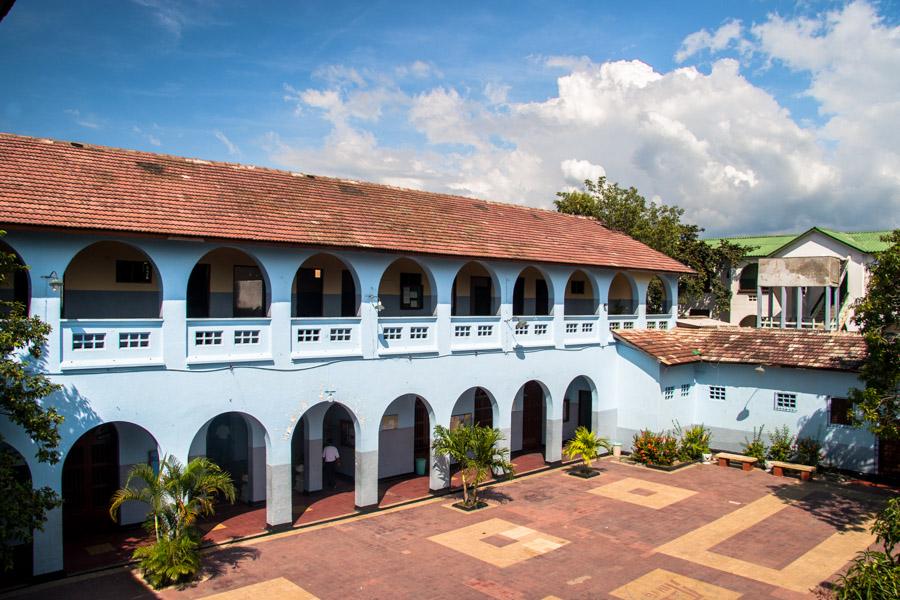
[563,316,601,345]
[377,316,438,355]
[186,319,272,364]
[450,316,502,351]
[608,315,638,331]
[291,317,362,359]
[509,315,554,348]
[60,319,164,370]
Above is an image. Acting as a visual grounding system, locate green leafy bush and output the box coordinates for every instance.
[631,429,679,466]
[767,425,793,462]
[793,437,821,467]
[833,497,900,598]
[742,426,767,467]
[133,534,201,589]
[675,422,711,461]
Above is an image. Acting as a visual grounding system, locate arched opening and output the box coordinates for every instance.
[186,248,269,318]
[0,444,33,585]
[62,242,161,319]
[564,270,597,315]
[646,276,671,315]
[513,266,551,316]
[451,261,498,316]
[376,395,434,505]
[0,241,30,316]
[739,315,757,328]
[738,263,758,293]
[562,376,597,442]
[292,253,359,317]
[511,380,549,460]
[189,412,267,506]
[450,387,498,431]
[608,273,637,315]
[377,258,435,317]
[61,421,160,572]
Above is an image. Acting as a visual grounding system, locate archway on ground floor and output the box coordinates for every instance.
[0,444,33,585]
[450,387,499,431]
[562,376,598,444]
[377,395,434,480]
[189,412,268,506]
[511,380,550,460]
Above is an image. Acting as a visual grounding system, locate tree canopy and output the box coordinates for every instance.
[555,177,748,313]
[849,230,900,440]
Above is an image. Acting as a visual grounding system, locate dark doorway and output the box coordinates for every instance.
[341,270,356,317]
[521,382,544,450]
[206,413,249,502]
[62,424,119,536]
[186,263,211,318]
[233,265,265,317]
[414,398,429,461]
[578,389,592,430]
[296,267,324,317]
[535,278,549,315]
[474,388,493,428]
[471,276,492,316]
[879,439,900,478]
[513,277,525,315]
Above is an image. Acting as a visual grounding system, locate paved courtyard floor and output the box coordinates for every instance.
[10,458,894,599]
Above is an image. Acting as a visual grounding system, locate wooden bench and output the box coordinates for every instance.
[768,460,815,481]
[714,452,758,472]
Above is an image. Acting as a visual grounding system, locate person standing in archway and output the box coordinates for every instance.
[322,439,341,489]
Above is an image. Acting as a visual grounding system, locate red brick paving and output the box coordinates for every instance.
[20,460,894,600]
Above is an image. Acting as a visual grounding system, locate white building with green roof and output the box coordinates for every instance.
[701,227,892,331]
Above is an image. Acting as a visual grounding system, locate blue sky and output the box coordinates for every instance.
[2,1,899,235]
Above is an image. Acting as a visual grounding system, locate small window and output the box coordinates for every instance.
[582,322,593,333]
[658,321,668,330]
[119,332,149,348]
[73,332,105,350]
[383,327,402,340]
[400,273,424,310]
[534,323,548,335]
[709,386,726,401]
[195,330,223,346]
[330,328,352,342]
[115,260,153,284]
[409,326,428,339]
[829,397,855,426]
[234,330,260,345]
[477,324,493,337]
[454,325,471,338]
[609,321,621,330]
[680,384,691,397]
[566,323,578,334]
[623,321,634,329]
[570,280,585,295]
[515,322,529,335]
[296,328,320,343]
[775,392,797,412]
[647,321,657,329]
[664,386,674,400]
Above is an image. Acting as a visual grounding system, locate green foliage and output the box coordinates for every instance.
[0,237,64,571]
[848,230,900,441]
[432,424,514,507]
[742,426,767,466]
[674,422,711,461]
[793,437,821,467]
[554,177,748,313]
[767,425,793,462]
[132,534,201,589]
[631,429,679,466]
[563,426,611,471]
[833,498,900,599]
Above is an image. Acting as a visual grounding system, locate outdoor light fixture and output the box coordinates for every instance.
[367,292,384,313]
[602,303,608,312]
[42,271,63,292]
[754,365,766,374]
[516,319,529,328]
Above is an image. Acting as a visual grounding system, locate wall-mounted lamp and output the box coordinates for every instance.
[754,365,766,374]
[42,271,63,293]
[367,293,384,313]
[516,318,529,328]
[324,389,336,403]
[602,303,608,312]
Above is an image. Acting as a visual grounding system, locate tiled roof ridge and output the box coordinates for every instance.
[0,132,598,224]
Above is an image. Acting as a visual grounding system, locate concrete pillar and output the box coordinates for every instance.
[545,418,563,464]
[435,302,452,356]
[266,462,292,528]
[31,468,63,576]
[756,284,763,328]
[160,299,187,370]
[768,288,774,327]
[795,287,803,329]
[305,437,323,492]
[780,287,787,328]
[824,286,832,331]
[354,449,379,509]
[269,301,292,368]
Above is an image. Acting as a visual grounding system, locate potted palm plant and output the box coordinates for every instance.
[109,455,235,589]
[432,424,514,511]
[563,426,611,478]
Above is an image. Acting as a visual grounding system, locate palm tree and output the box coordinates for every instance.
[432,424,514,508]
[563,426,611,474]
[109,455,236,542]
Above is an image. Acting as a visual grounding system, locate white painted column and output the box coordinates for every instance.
[354,256,392,359]
[31,466,63,576]
[265,437,292,529]
[253,251,302,369]
[591,270,614,343]
[495,266,519,353]
[795,287,803,329]
[547,267,569,349]
[780,287,787,328]
[633,272,651,329]
[429,404,452,491]
[354,420,379,509]
[429,260,461,357]
[824,286,832,331]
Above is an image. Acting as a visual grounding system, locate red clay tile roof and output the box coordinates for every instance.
[614,327,866,372]
[0,133,691,273]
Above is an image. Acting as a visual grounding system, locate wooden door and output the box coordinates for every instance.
[471,276,492,316]
[578,389,592,430]
[341,269,356,317]
[535,279,549,315]
[521,382,543,450]
[512,277,525,315]
[414,399,429,460]
[474,389,493,428]
[186,263,210,318]
[62,424,119,535]
[297,267,324,317]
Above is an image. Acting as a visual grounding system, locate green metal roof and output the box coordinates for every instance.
[705,227,892,257]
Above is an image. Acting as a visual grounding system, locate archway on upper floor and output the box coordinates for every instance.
[512,266,552,316]
[377,257,436,317]
[0,240,30,317]
[0,443,33,585]
[186,248,269,318]
[292,253,359,318]
[62,241,162,319]
[608,273,637,316]
[511,380,551,464]
[646,275,671,316]
[738,263,758,293]
[739,315,757,328]
[564,269,597,316]
[562,376,598,445]
[451,261,499,316]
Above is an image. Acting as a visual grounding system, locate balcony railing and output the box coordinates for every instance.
[563,315,600,344]
[646,314,672,330]
[60,319,164,370]
[291,317,362,359]
[510,315,554,348]
[608,315,638,331]
[377,316,438,355]
[186,318,272,364]
[450,316,501,352]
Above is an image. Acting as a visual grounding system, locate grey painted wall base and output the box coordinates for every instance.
[545,418,562,463]
[595,409,618,442]
[430,454,450,491]
[355,449,379,508]
[266,462,292,527]
[306,438,323,492]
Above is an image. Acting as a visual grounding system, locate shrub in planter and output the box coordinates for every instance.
[432,424,514,509]
[793,437,821,467]
[833,497,900,598]
[742,426,767,467]
[674,422,711,462]
[133,534,201,589]
[767,425,793,462]
[631,429,679,466]
[563,426,611,476]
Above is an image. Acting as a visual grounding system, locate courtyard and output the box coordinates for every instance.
[8,457,893,599]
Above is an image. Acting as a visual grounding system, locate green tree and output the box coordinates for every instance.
[563,426,611,473]
[555,177,748,313]
[432,424,514,508]
[0,241,63,571]
[833,497,899,598]
[849,230,900,440]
